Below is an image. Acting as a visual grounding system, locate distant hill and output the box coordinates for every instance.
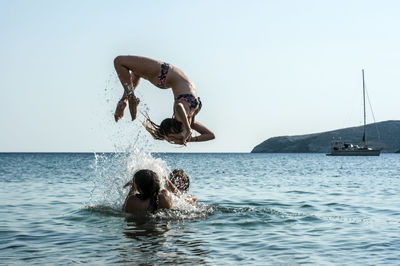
[251,120,400,153]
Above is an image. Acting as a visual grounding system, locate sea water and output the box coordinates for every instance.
[1,152,400,265]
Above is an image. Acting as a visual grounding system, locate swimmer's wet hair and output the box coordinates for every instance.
[142,112,183,141]
[133,169,160,200]
[124,169,161,212]
[169,169,190,192]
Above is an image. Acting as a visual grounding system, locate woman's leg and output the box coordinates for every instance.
[114,56,141,121]
[126,71,141,121]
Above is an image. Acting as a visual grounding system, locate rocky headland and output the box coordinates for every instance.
[252,120,400,153]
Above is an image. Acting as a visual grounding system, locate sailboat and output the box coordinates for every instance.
[326,69,382,156]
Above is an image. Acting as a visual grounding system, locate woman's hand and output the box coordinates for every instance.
[182,128,192,145]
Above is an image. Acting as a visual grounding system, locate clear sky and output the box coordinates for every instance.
[1,0,400,152]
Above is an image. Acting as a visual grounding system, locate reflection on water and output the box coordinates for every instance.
[122,215,209,264]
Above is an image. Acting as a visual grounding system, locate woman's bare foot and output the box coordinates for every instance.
[114,99,127,122]
[127,93,140,121]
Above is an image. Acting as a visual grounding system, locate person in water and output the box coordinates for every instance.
[166,169,197,205]
[113,55,215,145]
[123,169,173,213]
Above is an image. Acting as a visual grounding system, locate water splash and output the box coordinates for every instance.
[89,142,171,210]
[89,73,163,206]
[89,144,217,220]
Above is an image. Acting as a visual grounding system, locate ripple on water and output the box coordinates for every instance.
[2,153,400,265]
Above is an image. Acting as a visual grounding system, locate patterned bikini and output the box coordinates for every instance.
[156,62,170,89]
[175,94,202,111]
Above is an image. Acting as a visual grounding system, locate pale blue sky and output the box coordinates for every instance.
[1,0,399,152]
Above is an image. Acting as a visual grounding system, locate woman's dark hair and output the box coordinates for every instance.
[143,113,182,141]
[133,169,161,212]
[169,169,190,192]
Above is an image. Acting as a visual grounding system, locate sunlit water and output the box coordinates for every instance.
[1,152,400,264]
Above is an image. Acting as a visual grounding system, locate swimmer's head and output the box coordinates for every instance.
[160,118,183,136]
[169,169,190,192]
[124,169,160,199]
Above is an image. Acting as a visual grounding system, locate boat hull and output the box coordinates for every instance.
[326,149,381,156]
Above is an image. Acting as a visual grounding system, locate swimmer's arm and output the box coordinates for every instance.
[158,189,173,209]
[164,177,182,196]
[174,102,192,143]
[188,121,215,142]
[122,186,136,211]
[185,194,198,206]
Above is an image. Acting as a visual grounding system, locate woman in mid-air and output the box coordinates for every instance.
[113,55,215,145]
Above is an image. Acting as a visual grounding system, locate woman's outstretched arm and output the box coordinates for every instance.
[188,121,215,142]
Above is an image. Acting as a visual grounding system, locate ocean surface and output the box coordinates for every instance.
[1,152,400,265]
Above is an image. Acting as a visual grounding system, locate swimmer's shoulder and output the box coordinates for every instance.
[158,189,173,209]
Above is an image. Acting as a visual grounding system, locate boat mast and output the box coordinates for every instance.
[362,69,367,146]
